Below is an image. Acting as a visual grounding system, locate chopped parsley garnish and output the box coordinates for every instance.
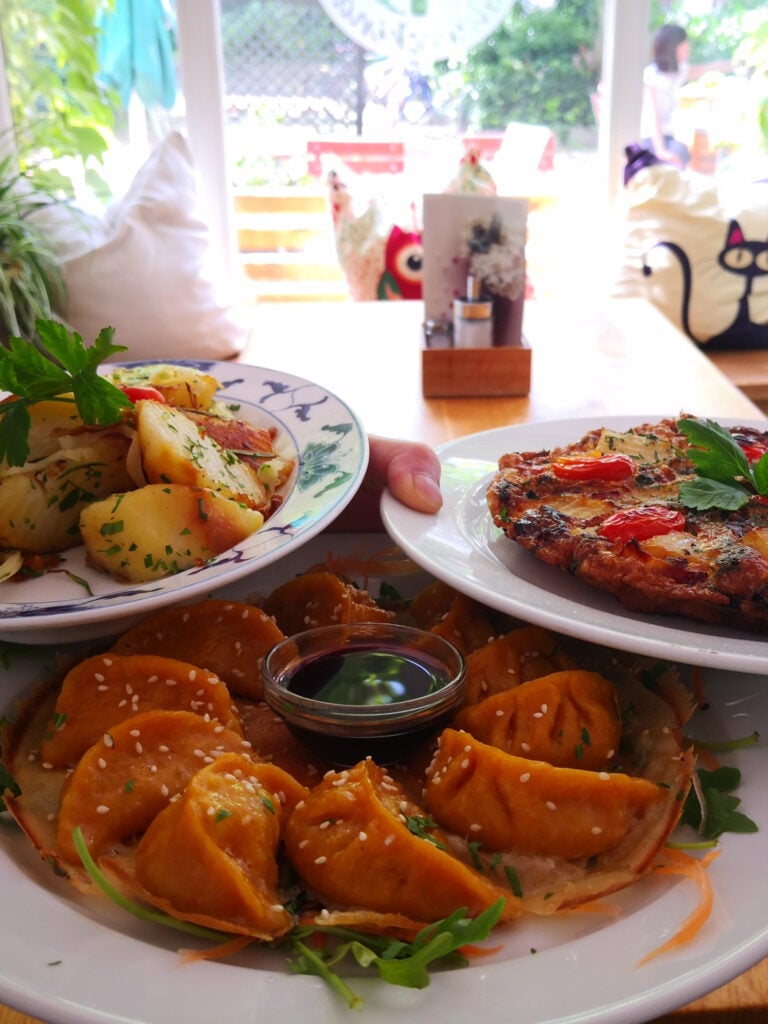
[404,814,447,850]
[503,864,523,897]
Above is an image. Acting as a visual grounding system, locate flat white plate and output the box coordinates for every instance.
[1,534,767,1024]
[0,361,368,644]
[381,416,768,674]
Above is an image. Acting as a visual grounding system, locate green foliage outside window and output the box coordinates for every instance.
[1,0,116,194]
[444,0,602,141]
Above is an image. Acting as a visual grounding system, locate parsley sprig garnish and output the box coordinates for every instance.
[680,765,759,840]
[678,417,768,511]
[0,320,131,467]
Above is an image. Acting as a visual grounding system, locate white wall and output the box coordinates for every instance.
[599,0,650,206]
[175,0,236,281]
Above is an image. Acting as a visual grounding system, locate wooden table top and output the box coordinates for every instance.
[3,296,766,1024]
[241,295,762,445]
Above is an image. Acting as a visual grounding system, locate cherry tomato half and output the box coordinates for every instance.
[739,442,768,464]
[552,453,635,482]
[119,385,167,404]
[598,505,686,544]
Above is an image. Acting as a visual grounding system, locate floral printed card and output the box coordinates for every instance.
[421,193,528,334]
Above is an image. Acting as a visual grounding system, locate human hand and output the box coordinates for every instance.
[329,435,442,532]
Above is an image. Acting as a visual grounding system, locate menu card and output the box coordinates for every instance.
[422,193,528,347]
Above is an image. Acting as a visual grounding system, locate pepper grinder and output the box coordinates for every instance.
[453,274,493,349]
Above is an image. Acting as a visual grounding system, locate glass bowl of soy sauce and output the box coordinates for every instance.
[262,622,466,766]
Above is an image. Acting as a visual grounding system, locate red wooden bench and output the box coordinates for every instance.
[462,125,557,173]
[306,139,405,177]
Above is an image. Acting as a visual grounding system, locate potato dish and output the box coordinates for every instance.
[0,363,295,585]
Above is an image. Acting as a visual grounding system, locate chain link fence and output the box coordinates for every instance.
[220,0,365,132]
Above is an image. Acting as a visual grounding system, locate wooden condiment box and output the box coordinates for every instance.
[421,338,531,398]
[421,295,531,398]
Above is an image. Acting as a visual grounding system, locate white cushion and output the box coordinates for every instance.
[612,160,768,349]
[41,131,248,361]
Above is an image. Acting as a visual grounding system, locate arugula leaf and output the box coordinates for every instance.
[74,813,506,1009]
[677,417,768,512]
[0,321,131,466]
[289,900,506,1004]
[377,901,505,988]
[288,939,365,1009]
[72,826,233,942]
[0,762,20,813]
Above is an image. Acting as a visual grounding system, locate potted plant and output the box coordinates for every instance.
[0,150,66,348]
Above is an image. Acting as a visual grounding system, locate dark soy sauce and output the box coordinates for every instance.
[286,645,447,706]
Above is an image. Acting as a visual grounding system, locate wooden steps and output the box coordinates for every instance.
[233,188,349,303]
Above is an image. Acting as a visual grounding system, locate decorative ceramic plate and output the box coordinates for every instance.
[380,416,768,674]
[0,535,766,1024]
[0,361,368,644]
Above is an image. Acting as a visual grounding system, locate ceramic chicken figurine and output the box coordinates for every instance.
[328,171,423,301]
[444,147,497,195]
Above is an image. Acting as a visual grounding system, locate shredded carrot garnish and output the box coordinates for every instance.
[567,898,622,918]
[690,741,721,771]
[179,934,253,964]
[459,943,504,958]
[636,847,720,966]
[691,666,707,710]
[309,547,418,587]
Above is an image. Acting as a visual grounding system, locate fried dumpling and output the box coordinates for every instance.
[132,753,303,938]
[41,653,242,767]
[453,669,621,770]
[56,709,254,869]
[110,599,285,699]
[423,728,664,860]
[261,571,394,635]
[462,627,576,706]
[285,759,519,924]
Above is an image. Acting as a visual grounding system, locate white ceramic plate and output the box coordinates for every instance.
[0,534,767,1024]
[0,361,368,645]
[381,415,768,674]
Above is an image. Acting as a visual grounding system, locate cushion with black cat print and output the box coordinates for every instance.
[612,156,768,350]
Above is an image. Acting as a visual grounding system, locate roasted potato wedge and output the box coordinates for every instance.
[136,401,268,510]
[107,364,219,410]
[79,483,264,582]
[0,397,83,466]
[0,432,135,553]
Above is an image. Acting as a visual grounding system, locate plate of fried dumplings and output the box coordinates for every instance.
[0,535,767,1024]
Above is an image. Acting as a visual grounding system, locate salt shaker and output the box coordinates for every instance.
[453,275,493,349]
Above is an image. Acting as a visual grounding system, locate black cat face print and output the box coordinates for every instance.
[643,219,768,349]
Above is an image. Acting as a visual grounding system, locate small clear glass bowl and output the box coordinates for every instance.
[262,622,466,766]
